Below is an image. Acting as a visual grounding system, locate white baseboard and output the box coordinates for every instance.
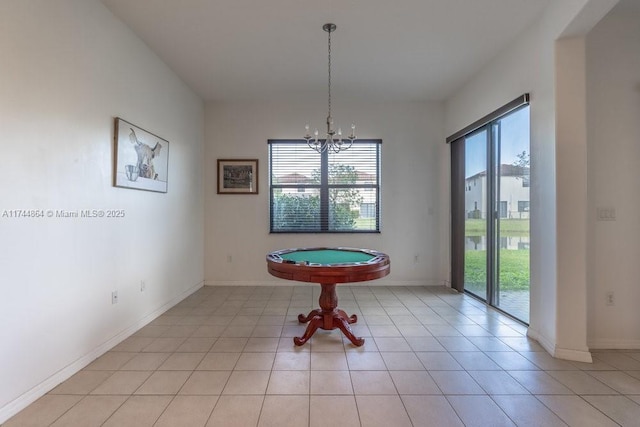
[0,280,204,425]
[205,280,297,287]
[554,347,593,363]
[588,339,640,350]
[527,328,592,363]
[204,279,446,287]
[527,327,555,354]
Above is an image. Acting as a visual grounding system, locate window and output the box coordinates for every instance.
[499,201,508,218]
[268,139,381,233]
[518,201,529,212]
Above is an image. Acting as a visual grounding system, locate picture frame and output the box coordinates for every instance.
[217,159,258,194]
[113,117,169,193]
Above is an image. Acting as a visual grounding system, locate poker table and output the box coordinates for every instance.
[266,247,390,346]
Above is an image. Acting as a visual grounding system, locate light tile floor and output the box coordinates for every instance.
[5,285,640,426]
[498,290,529,324]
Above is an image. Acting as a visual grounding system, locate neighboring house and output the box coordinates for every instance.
[356,171,377,218]
[274,173,318,196]
[274,170,377,218]
[465,164,530,220]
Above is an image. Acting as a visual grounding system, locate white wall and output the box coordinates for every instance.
[586,6,640,348]
[555,36,590,360]
[0,0,204,421]
[204,100,449,287]
[445,0,616,360]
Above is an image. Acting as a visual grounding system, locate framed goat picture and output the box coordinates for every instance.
[217,159,258,194]
[114,117,169,193]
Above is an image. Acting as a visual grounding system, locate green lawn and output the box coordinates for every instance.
[352,216,529,293]
[465,249,530,292]
[465,219,530,236]
[354,217,376,230]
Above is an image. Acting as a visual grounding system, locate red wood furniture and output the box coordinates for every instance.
[266,247,390,346]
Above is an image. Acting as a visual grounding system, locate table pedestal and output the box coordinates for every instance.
[294,283,364,347]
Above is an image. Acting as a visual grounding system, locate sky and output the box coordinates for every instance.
[465,106,530,178]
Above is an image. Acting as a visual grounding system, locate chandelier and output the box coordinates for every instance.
[304,23,356,153]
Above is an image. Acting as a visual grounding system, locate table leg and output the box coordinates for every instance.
[337,309,357,324]
[293,316,322,346]
[335,315,365,346]
[294,283,364,347]
[298,309,321,323]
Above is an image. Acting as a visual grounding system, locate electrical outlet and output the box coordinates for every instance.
[606,291,614,306]
[112,291,118,304]
[140,280,146,292]
[597,207,616,221]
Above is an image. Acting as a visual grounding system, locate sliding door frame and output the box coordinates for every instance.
[449,94,530,309]
[450,137,465,293]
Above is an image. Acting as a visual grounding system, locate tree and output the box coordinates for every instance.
[271,193,320,231]
[512,150,530,183]
[513,150,530,169]
[313,164,363,230]
[272,163,363,231]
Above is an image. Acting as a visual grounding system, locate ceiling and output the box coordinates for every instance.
[101,0,555,102]
[617,0,640,12]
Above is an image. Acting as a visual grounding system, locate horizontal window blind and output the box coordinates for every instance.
[268,139,381,233]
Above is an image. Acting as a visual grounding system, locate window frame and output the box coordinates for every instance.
[268,139,382,234]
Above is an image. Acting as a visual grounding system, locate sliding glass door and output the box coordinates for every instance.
[451,98,530,323]
[463,129,489,300]
[494,107,530,321]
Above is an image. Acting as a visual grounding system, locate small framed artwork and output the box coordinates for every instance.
[217,159,258,194]
[113,117,169,193]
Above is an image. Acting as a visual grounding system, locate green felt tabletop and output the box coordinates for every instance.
[281,249,375,265]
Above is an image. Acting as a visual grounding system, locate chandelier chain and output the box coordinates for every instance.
[327,28,331,119]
